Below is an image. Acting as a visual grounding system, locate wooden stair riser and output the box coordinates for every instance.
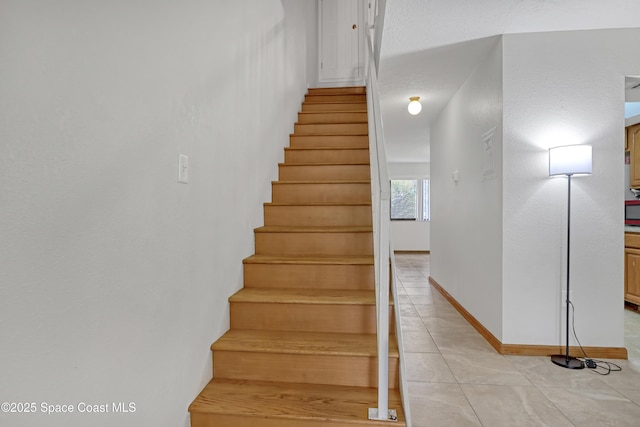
[298,111,368,124]
[302,102,367,112]
[278,164,370,181]
[294,122,368,135]
[284,148,369,164]
[305,94,367,103]
[263,204,372,227]
[307,87,366,95]
[243,262,374,290]
[289,134,369,149]
[255,231,373,256]
[271,181,371,204]
[230,302,393,334]
[213,352,399,389]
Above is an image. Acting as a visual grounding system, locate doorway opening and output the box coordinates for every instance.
[624,75,640,362]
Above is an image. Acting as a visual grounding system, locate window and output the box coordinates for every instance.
[390,179,429,221]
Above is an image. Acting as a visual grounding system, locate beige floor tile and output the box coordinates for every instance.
[404,286,432,296]
[443,353,532,386]
[414,302,460,318]
[430,330,498,355]
[398,303,419,318]
[538,387,640,427]
[422,316,478,334]
[408,382,481,427]
[397,294,412,304]
[619,388,640,405]
[401,280,430,288]
[462,384,574,427]
[506,355,613,390]
[401,330,439,353]
[397,273,427,281]
[404,352,456,383]
[409,294,439,305]
[595,359,640,390]
[400,316,427,332]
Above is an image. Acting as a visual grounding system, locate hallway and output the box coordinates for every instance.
[395,253,640,427]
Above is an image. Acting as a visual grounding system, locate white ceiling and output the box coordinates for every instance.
[377,0,640,163]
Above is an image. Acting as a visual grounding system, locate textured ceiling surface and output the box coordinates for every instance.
[378,0,640,163]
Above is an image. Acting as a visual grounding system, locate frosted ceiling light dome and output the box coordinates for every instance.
[408,96,422,115]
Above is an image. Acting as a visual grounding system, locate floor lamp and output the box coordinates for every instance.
[549,144,592,370]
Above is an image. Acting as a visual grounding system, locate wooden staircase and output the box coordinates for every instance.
[189,86,405,427]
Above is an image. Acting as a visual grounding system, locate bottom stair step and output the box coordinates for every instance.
[189,378,406,427]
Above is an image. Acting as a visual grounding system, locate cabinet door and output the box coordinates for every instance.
[629,124,640,188]
[625,247,640,305]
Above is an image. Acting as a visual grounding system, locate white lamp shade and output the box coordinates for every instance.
[549,145,592,176]
[408,97,421,115]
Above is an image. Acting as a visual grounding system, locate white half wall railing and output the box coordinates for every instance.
[365,25,412,425]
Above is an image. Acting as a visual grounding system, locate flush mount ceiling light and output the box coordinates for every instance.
[407,96,422,115]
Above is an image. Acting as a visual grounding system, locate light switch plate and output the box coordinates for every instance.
[178,154,189,184]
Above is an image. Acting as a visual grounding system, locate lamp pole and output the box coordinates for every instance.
[550,173,584,369]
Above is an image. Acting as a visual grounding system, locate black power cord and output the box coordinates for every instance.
[569,301,622,375]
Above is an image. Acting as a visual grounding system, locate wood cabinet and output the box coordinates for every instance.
[628,124,640,188]
[625,232,640,305]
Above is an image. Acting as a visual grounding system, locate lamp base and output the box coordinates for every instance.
[550,354,585,369]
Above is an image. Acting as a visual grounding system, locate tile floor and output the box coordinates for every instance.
[394,253,640,427]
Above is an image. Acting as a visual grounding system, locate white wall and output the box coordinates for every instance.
[502,28,640,347]
[388,162,430,251]
[392,221,430,251]
[0,1,317,426]
[430,38,504,338]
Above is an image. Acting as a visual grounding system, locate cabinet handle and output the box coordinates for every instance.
[352,24,357,29]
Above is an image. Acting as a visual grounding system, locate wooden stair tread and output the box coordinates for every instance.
[255,225,372,233]
[272,180,371,184]
[294,122,367,126]
[278,162,370,166]
[303,100,367,104]
[307,86,366,94]
[305,93,367,97]
[290,133,368,137]
[265,202,372,207]
[305,99,367,104]
[284,146,369,151]
[230,288,388,305]
[189,379,405,425]
[303,103,367,108]
[212,330,398,357]
[300,108,367,112]
[243,254,374,265]
[299,110,368,113]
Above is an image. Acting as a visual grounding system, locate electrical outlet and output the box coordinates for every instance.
[178,154,189,184]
